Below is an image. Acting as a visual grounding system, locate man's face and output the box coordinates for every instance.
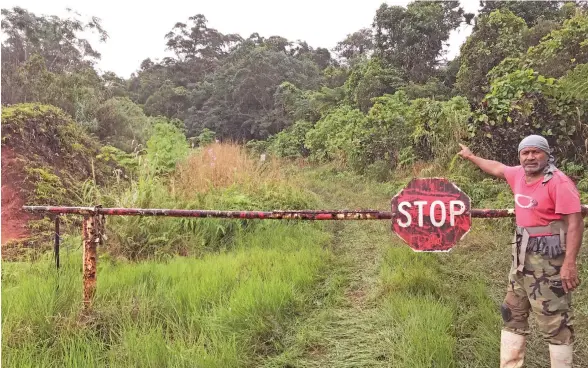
[519,147,548,175]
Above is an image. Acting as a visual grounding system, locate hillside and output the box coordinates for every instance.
[1,103,120,257]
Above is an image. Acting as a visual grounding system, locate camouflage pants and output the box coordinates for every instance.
[501,251,574,345]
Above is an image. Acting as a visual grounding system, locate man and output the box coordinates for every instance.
[458,135,583,368]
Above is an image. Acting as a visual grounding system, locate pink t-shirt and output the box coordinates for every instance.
[504,166,581,233]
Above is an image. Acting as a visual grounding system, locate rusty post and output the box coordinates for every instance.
[54,216,60,269]
[82,212,103,310]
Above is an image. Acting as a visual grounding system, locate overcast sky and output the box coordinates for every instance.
[2,0,479,78]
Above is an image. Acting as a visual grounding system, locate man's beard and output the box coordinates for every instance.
[523,161,547,175]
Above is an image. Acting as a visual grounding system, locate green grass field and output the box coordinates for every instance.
[2,222,332,367]
[3,157,588,367]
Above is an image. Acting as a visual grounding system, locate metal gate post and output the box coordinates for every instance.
[54,216,60,269]
[82,210,104,310]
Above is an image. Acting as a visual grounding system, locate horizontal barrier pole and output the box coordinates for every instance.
[22,206,392,220]
[22,205,588,219]
[21,203,588,311]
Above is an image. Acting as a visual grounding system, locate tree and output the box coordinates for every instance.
[373,1,464,83]
[334,28,374,65]
[344,57,405,112]
[103,71,129,99]
[440,58,461,89]
[275,81,345,124]
[164,14,241,62]
[478,1,575,26]
[264,36,291,53]
[470,69,586,166]
[143,80,190,120]
[400,77,452,101]
[323,65,349,88]
[1,7,109,106]
[524,10,588,78]
[523,19,562,48]
[455,9,527,103]
[128,14,243,111]
[95,97,153,152]
[559,63,588,101]
[305,47,332,70]
[1,53,105,123]
[185,46,322,140]
[1,7,107,73]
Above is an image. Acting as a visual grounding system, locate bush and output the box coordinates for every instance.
[469,68,586,166]
[305,105,365,163]
[95,97,153,152]
[108,143,319,260]
[267,120,313,158]
[408,96,471,163]
[197,128,216,146]
[146,122,189,175]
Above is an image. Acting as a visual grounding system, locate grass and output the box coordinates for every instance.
[264,163,588,368]
[4,146,588,367]
[2,222,332,367]
[173,142,289,195]
[2,143,335,367]
[95,143,319,260]
[376,244,502,367]
[379,296,456,367]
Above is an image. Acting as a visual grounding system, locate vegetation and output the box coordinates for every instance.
[2,224,332,367]
[2,1,588,367]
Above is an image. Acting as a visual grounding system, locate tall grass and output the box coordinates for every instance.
[174,142,287,194]
[2,223,333,367]
[3,141,335,367]
[104,143,319,260]
[377,247,456,367]
[375,235,503,368]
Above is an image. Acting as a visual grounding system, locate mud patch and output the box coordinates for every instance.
[2,147,32,244]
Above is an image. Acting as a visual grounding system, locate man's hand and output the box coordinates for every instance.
[561,261,580,293]
[457,144,473,160]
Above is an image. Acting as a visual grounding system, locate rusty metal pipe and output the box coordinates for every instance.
[23,203,588,310]
[23,206,392,220]
[54,216,60,269]
[22,205,588,219]
[82,215,98,310]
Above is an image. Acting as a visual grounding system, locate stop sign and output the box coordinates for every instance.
[390,178,471,252]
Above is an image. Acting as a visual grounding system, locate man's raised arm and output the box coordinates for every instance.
[457,144,507,180]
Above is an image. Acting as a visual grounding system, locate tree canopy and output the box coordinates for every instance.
[2,1,587,174]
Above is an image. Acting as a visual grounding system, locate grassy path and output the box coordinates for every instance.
[266,169,461,367]
[270,221,395,367]
[264,169,398,367]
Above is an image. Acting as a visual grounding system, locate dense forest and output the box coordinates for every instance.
[3,1,587,179]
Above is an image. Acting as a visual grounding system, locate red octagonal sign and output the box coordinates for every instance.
[391,178,471,252]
